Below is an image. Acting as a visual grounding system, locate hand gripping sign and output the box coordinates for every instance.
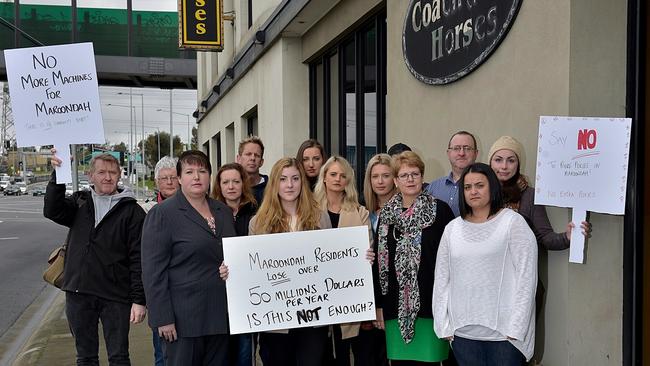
[535,116,631,263]
[223,226,376,334]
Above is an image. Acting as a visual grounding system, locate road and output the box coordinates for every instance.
[0,191,67,362]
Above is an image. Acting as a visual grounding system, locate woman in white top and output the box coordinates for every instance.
[433,163,537,365]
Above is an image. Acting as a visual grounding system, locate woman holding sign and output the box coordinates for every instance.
[374,151,454,365]
[433,163,537,365]
[314,156,371,366]
[221,157,332,366]
[487,136,591,251]
[211,162,258,366]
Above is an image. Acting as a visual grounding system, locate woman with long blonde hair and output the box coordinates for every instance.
[313,156,372,366]
[220,157,331,366]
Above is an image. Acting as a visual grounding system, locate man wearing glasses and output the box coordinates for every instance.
[425,131,479,217]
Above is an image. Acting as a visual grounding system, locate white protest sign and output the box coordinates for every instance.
[535,116,631,263]
[4,43,105,147]
[223,226,375,334]
[535,116,630,213]
[4,43,105,183]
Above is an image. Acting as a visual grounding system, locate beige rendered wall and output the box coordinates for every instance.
[197,37,309,175]
[387,0,626,364]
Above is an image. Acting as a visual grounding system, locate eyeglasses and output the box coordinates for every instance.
[447,145,476,153]
[396,172,422,181]
[157,176,178,182]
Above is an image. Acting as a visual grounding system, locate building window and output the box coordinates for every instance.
[243,106,258,137]
[247,0,253,29]
[309,11,386,190]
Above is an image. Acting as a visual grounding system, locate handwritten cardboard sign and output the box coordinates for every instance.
[534,116,631,214]
[4,42,105,183]
[223,226,375,334]
[535,116,631,263]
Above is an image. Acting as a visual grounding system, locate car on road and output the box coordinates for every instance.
[79,180,91,191]
[31,186,46,196]
[16,182,28,195]
[3,184,21,196]
[0,175,10,191]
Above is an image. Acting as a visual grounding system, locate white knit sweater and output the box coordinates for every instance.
[433,209,537,360]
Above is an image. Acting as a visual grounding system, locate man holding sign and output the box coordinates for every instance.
[44,151,146,365]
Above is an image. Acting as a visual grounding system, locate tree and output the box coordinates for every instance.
[112,142,128,153]
[139,132,183,167]
[191,127,198,150]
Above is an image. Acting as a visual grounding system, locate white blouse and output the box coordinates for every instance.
[433,209,538,361]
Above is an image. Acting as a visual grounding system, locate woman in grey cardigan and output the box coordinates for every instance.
[487,136,591,250]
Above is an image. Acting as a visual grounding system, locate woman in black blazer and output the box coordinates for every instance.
[142,150,237,366]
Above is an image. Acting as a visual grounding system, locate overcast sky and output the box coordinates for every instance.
[100,86,197,147]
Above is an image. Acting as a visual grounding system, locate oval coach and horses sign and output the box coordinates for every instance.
[403,0,523,85]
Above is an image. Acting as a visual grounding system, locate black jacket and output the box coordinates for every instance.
[141,191,236,336]
[43,174,146,305]
[252,174,269,206]
[234,201,257,237]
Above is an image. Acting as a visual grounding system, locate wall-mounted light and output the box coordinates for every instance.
[192,110,199,118]
[255,30,266,44]
[226,68,235,79]
[200,100,208,108]
[212,84,220,94]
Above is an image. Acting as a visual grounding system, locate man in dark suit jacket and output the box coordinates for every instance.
[141,150,237,366]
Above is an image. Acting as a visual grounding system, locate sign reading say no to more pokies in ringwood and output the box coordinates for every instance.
[223,226,376,334]
[535,116,631,215]
[535,116,631,263]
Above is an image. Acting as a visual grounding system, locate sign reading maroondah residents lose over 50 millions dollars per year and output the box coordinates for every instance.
[223,226,376,334]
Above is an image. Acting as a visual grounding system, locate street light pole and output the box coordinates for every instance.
[169,90,173,157]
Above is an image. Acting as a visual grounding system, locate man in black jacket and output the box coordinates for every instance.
[44,152,146,366]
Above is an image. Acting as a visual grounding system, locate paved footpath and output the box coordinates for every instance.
[10,292,153,366]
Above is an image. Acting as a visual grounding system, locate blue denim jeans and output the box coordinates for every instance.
[65,292,132,366]
[152,329,164,366]
[451,336,525,366]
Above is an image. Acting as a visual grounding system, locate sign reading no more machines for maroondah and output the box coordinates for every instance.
[223,226,375,334]
[4,42,105,183]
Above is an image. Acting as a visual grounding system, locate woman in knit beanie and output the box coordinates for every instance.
[487,136,591,251]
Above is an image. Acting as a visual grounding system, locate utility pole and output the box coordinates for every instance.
[1,83,15,157]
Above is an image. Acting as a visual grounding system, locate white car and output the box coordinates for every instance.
[16,182,27,195]
[79,180,91,191]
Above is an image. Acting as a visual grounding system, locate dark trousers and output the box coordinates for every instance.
[259,327,329,366]
[65,292,131,366]
[451,337,525,366]
[351,327,389,366]
[162,334,229,366]
[228,334,253,366]
[324,325,350,366]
